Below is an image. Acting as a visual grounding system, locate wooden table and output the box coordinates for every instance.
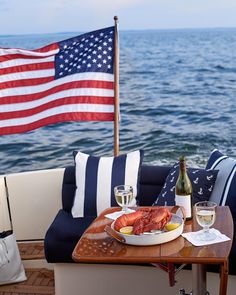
[72,206,233,295]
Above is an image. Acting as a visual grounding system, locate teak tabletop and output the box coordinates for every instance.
[72,206,233,295]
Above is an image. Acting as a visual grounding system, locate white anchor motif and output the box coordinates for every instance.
[163,183,167,189]
[208,185,213,192]
[170,186,175,192]
[162,191,167,197]
[171,170,176,176]
[198,188,203,195]
[174,164,178,169]
[192,170,199,174]
[170,177,175,183]
[193,177,199,184]
[207,175,213,181]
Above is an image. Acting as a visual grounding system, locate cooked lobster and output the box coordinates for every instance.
[114,207,172,235]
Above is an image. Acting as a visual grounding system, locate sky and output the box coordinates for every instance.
[0,0,236,35]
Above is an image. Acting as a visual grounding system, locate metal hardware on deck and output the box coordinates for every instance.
[179,289,190,295]
[192,264,210,295]
[179,290,209,295]
[178,264,210,295]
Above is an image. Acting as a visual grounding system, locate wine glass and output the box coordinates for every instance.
[194,201,217,241]
[114,185,134,212]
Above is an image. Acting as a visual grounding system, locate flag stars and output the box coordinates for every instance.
[56,27,114,78]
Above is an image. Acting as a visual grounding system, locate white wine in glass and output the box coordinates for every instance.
[114,185,134,212]
[195,201,217,241]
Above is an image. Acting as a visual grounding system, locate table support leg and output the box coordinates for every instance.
[219,261,228,295]
[192,264,208,295]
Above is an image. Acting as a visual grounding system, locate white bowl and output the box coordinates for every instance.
[111,214,184,246]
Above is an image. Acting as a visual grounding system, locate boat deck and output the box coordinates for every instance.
[0,243,55,295]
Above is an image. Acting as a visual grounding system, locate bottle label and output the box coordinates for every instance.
[175,194,192,218]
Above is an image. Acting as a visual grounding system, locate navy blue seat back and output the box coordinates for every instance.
[61,165,171,212]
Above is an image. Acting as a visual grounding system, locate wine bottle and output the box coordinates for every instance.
[175,156,193,220]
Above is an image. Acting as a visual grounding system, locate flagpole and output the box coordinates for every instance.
[113,16,120,156]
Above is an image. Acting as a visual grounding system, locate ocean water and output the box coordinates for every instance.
[0,28,236,175]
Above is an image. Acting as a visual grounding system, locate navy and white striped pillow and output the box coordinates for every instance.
[206,149,236,211]
[71,150,144,218]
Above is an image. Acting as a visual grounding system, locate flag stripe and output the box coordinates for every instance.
[0,44,59,59]
[0,81,114,105]
[0,104,114,127]
[0,112,114,135]
[0,69,55,84]
[1,96,114,119]
[0,61,55,76]
[0,72,114,97]
[0,56,55,69]
[0,76,55,89]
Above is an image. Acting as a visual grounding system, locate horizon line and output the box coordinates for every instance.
[1,25,236,37]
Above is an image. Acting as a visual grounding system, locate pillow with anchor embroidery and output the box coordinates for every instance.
[153,163,219,206]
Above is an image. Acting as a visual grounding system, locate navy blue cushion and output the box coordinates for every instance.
[153,164,218,206]
[62,166,76,212]
[206,149,236,216]
[44,209,95,263]
[138,165,171,206]
[71,150,144,218]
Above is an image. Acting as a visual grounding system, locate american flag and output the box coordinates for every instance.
[0,26,115,135]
